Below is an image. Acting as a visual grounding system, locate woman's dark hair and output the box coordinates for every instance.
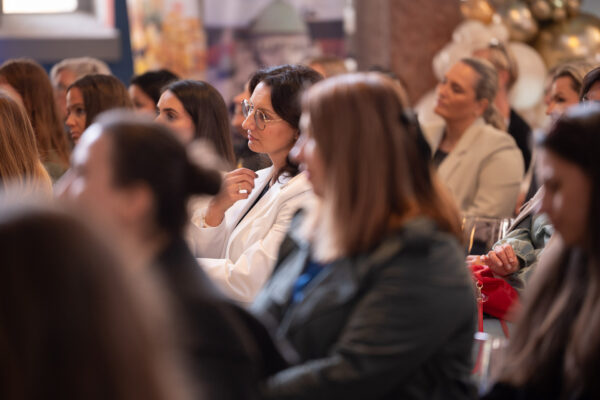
[498,103,600,397]
[248,64,323,179]
[68,74,133,129]
[164,80,236,166]
[580,66,600,102]
[130,69,179,104]
[95,110,221,237]
[0,204,191,400]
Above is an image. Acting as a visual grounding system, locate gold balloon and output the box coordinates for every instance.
[460,0,496,24]
[534,13,600,68]
[529,0,553,21]
[499,1,539,42]
[549,0,567,22]
[565,0,580,17]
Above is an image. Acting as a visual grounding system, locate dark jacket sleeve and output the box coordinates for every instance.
[263,239,476,400]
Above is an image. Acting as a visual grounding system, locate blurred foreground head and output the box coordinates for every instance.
[0,202,191,400]
[57,110,221,262]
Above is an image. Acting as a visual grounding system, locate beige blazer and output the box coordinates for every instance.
[190,166,314,304]
[422,118,524,218]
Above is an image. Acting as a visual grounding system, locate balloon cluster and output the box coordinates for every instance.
[459,0,600,68]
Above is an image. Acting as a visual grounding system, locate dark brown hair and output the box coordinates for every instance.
[95,110,222,238]
[497,103,600,398]
[164,80,236,166]
[0,204,191,400]
[68,74,133,129]
[131,69,179,104]
[249,64,322,180]
[0,59,70,168]
[303,73,461,255]
[580,66,600,102]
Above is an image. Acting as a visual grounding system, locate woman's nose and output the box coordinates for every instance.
[241,111,255,131]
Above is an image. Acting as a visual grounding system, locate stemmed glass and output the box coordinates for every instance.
[461,215,513,255]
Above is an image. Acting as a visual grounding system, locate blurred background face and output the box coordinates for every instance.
[65,87,87,143]
[546,76,580,119]
[155,90,195,144]
[435,62,483,122]
[293,113,326,196]
[538,149,591,247]
[57,126,129,232]
[584,81,600,103]
[53,68,78,120]
[232,85,251,138]
[129,84,156,115]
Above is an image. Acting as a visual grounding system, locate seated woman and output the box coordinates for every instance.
[0,203,191,399]
[156,79,236,166]
[0,59,71,181]
[470,62,595,289]
[0,91,52,196]
[422,57,524,218]
[482,102,600,400]
[545,61,593,120]
[65,74,133,144]
[57,110,279,399]
[191,65,322,304]
[129,69,179,115]
[252,73,476,399]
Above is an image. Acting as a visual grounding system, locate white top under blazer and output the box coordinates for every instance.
[190,166,313,305]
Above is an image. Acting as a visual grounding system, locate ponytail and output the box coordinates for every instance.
[483,103,506,131]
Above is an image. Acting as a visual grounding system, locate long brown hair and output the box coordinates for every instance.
[0,59,70,167]
[68,74,133,129]
[0,203,192,400]
[0,92,52,195]
[497,103,600,398]
[302,73,461,257]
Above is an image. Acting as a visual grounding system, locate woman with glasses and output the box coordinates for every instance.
[191,65,322,304]
[156,80,236,166]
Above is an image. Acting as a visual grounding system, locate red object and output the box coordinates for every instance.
[469,264,519,321]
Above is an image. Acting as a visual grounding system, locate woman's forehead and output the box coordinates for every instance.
[250,82,273,109]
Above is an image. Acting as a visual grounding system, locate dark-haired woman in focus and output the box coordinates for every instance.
[129,69,179,115]
[191,65,322,304]
[156,79,236,166]
[482,103,600,400]
[252,73,476,400]
[423,57,524,218]
[65,74,133,144]
[0,203,191,400]
[0,59,71,181]
[57,111,276,400]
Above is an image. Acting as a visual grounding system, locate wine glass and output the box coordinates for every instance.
[472,332,508,395]
[462,215,513,255]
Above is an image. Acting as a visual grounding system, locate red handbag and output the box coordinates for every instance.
[469,264,519,336]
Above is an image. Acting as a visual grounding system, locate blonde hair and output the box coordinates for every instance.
[477,41,519,89]
[459,57,506,131]
[302,73,461,259]
[551,61,596,94]
[0,92,52,196]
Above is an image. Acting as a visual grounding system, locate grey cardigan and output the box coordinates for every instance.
[251,215,477,400]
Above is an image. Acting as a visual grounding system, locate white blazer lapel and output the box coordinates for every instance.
[230,166,273,228]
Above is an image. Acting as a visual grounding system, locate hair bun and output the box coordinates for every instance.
[185,162,221,196]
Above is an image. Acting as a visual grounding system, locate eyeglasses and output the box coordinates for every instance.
[241,99,282,130]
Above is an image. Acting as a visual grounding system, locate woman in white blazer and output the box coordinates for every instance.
[422,57,524,218]
[191,65,322,304]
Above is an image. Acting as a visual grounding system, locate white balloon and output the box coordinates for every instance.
[432,42,472,81]
[508,42,547,110]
